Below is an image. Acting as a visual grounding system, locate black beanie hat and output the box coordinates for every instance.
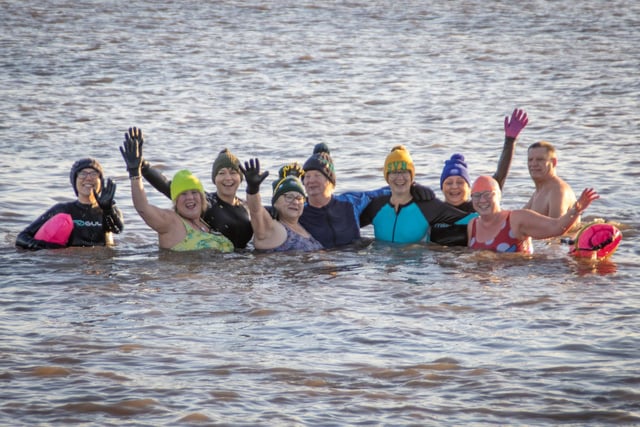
[69,158,104,195]
[302,143,336,185]
[271,162,306,204]
[211,148,242,183]
[271,176,306,206]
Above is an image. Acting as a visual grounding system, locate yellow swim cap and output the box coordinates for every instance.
[170,170,205,202]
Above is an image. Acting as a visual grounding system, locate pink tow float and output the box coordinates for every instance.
[569,222,622,259]
[34,213,74,245]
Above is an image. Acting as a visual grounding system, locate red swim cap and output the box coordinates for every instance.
[471,175,499,193]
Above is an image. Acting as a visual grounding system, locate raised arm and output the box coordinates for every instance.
[494,108,528,189]
[514,188,599,240]
[239,158,280,248]
[120,127,176,234]
[93,177,124,234]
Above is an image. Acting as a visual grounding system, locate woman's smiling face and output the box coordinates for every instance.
[442,175,470,206]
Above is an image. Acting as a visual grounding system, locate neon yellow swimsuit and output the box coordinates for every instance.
[171,218,234,252]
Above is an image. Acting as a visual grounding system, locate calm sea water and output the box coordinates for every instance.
[1,1,639,425]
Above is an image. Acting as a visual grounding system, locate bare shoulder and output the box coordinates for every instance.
[544,177,577,217]
[553,175,575,192]
[550,176,577,203]
[162,209,186,233]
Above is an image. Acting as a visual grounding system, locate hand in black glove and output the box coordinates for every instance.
[239,158,269,195]
[410,182,435,202]
[119,127,144,177]
[93,177,116,211]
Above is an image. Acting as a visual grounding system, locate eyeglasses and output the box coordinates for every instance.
[282,193,305,203]
[470,191,495,201]
[77,171,99,179]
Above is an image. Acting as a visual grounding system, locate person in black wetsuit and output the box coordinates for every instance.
[137,128,252,249]
[430,108,529,246]
[15,158,124,250]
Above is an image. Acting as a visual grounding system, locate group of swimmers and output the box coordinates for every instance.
[16,108,600,254]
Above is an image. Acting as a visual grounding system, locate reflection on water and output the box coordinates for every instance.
[572,258,618,276]
[1,0,639,425]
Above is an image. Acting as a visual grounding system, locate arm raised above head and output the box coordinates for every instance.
[240,158,283,249]
[494,108,528,189]
[120,127,176,234]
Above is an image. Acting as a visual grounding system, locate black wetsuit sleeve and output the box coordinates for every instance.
[422,199,472,247]
[15,232,65,250]
[141,161,172,199]
[359,196,389,228]
[102,204,124,234]
[493,136,515,190]
[15,205,66,250]
[430,224,468,247]
[417,198,469,225]
[360,203,374,227]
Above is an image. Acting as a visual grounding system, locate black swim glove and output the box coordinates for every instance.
[103,206,124,234]
[239,158,269,195]
[94,178,116,211]
[410,182,435,202]
[119,127,144,178]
